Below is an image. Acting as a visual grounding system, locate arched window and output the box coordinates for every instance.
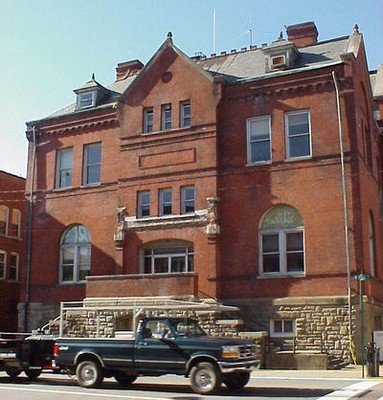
[0,206,9,235]
[141,240,194,274]
[259,205,305,276]
[9,209,21,238]
[60,225,91,283]
[369,211,376,277]
[9,252,19,281]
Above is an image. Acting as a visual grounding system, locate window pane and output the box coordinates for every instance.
[288,113,309,135]
[274,320,283,333]
[171,256,186,273]
[160,189,172,215]
[263,254,280,273]
[182,186,195,213]
[286,253,304,272]
[62,265,74,282]
[62,247,75,264]
[78,226,91,243]
[79,246,91,265]
[162,104,172,130]
[284,320,294,333]
[144,108,153,133]
[57,148,73,188]
[286,232,303,251]
[181,101,191,127]
[289,135,310,158]
[84,143,101,185]
[250,118,270,141]
[138,191,150,218]
[251,142,271,163]
[248,117,271,163]
[263,234,279,252]
[154,257,168,273]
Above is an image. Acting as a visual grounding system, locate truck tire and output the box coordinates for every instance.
[223,371,250,390]
[114,372,138,386]
[76,360,104,388]
[5,367,22,379]
[25,368,42,380]
[190,362,221,394]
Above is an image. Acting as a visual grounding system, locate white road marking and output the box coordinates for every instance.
[317,380,381,399]
[0,385,173,400]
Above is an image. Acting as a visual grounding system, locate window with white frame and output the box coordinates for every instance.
[8,253,18,281]
[60,225,91,283]
[247,116,271,164]
[83,142,101,185]
[161,103,172,131]
[138,191,150,218]
[0,251,6,279]
[159,188,172,216]
[180,101,191,128]
[270,319,296,337]
[181,186,195,214]
[77,92,95,109]
[259,205,305,276]
[286,110,311,159]
[56,148,73,189]
[142,241,194,274]
[9,209,21,238]
[144,107,154,133]
[0,206,9,235]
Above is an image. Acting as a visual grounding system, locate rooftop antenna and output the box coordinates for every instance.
[212,8,216,54]
[248,13,253,47]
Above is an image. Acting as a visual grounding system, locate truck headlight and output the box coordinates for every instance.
[222,345,240,359]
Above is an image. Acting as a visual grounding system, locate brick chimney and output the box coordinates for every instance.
[286,21,318,48]
[116,59,144,81]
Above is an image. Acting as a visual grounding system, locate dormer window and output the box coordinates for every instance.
[77,92,95,109]
[74,75,110,111]
[262,37,299,73]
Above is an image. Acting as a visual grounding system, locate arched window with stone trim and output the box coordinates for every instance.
[0,206,9,235]
[141,240,194,274]
[259,205,305,276]
[59,224,91,283]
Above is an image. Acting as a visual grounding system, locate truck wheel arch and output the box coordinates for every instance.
[186,355,219,376]
[75,352,104,368]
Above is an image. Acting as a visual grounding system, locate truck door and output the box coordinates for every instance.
[135,320,183,374]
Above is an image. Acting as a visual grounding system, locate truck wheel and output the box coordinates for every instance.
[114,372,138,386]
[25,368,42,380]
[76,360,104,388]
[190,362,221,394]
[5,367,22,379]
[223,371,250,390]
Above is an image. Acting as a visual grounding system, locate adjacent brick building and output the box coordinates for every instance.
[23,22,383,362]
[0,171,25,331]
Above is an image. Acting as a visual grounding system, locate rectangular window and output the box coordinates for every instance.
[0,207,8,235]
[0,251,6,279]
[261,230,304,275]
[138,191,150,218]
[247,116,271,164]
[56,148,73,189]
[144,107,154,133]
[180,101,191,127]
[8,253,18,281]
[270,319,295,337]
[8,209,21,238]
[159,188,172,216]
[161,103,172,131]
[181,186,195,214]
[286,111,311,159]
[83,143,101,185]
[77,92,95,109]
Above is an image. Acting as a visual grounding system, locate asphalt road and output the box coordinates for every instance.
[0,371,381,400]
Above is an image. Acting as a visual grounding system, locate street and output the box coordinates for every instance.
[1,372,383,400]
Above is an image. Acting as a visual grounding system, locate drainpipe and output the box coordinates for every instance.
[24,125,37,331]
[332,71,353,346]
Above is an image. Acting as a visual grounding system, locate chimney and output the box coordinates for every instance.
[286,21,318,48]
[116,59,144,81]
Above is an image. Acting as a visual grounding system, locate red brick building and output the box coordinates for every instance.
[0,171,25,331]
[24,22,383,361]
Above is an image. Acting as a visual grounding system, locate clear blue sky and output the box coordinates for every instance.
[1,0,382,177]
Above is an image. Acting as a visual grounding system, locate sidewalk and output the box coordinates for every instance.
[251,364,381,380]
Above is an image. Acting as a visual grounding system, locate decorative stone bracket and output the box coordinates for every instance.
[206,197,220,236]
[114,207,127,249]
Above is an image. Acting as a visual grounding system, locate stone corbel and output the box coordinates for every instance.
[114,207,127,249]
[206,197,220,236]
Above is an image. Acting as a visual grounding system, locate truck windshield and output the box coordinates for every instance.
[172,319,206,337]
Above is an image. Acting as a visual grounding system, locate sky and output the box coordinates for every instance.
[1,0,382,178]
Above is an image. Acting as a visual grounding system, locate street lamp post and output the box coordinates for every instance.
[354,272,370,378]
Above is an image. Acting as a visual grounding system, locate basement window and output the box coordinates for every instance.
[270,319,296,337]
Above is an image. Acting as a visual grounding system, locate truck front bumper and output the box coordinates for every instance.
[218,359,259,373]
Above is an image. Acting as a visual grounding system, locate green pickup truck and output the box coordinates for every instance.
[54,317,258,394]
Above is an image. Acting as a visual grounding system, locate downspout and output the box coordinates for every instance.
[332,71,353,351]
[24,125,37,331]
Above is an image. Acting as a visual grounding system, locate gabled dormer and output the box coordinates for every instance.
[74,74,111,110]
[262,33,300,72]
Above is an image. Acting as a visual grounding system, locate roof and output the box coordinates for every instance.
[371,65,383,98]
[33,33,356,124]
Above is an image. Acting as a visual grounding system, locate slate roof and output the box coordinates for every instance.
[371,66,383,98]
[39,34,356,123]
